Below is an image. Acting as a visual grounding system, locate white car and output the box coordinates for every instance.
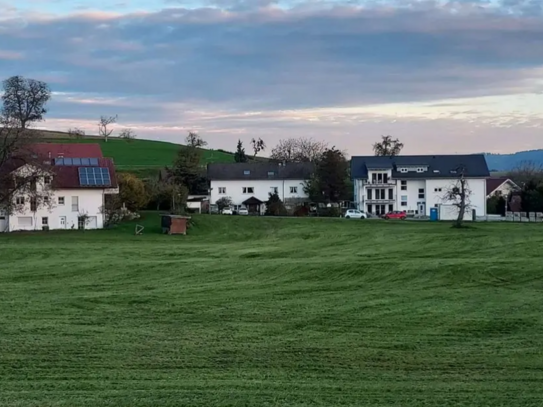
[222,207,233,215]
[238,207,249,215]
[344,209,367,219]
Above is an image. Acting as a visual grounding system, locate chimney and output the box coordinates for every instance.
[48,152,51,159]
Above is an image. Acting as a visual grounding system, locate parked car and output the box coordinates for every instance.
[383,210,407,220]
[238,206,249,216]
[344,209,367,219]
[221,207,233,215]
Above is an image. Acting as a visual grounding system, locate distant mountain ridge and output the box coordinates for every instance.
[484,150,543,172]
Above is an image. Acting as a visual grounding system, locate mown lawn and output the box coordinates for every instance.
[1,215,542,406]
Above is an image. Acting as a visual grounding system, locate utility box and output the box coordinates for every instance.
[161,215,191,235]
[430,207,438,221]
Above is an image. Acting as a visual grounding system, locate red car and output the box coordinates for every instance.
[383,210,407,220]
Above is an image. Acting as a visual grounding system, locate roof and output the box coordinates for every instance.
[30,143,103,159]
[207,162,314,181]
[51,158,118,189]
[351,155,490,179]
[243,196,264,205]
[486,177,518,195]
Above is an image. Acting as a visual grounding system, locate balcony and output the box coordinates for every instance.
[365,198,396,204]
[363,180,397,187]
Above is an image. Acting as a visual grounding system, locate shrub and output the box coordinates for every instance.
[318,207,342,217]
[265,192,287,216]
[216,197,233,210]
[293,205,310,217]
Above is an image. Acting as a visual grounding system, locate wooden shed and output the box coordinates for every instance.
[161,215,191,235]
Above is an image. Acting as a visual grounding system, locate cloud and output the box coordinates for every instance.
[1,1,543,153]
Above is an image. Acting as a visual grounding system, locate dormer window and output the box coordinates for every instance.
[399,168,408,173]
[450,170,457,174]
[417,168,425,173]
[267,171,275,177]
[44,176,52,185]
[243,170,250,175]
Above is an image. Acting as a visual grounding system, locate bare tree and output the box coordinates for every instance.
[373,135,404,157]
[271,137,327,162]
[98,115,117,143]
[507,161,543,187]
[251,137,266,158]
[0,116,54,217]
[68,127,85,139]
[119,128,137,142]
[442,166,472,228]
[2,76,51,129]
[185,131,207,148]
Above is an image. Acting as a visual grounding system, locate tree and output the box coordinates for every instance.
[185,131,207,148]
[270,137,327,163]
[216,196,233,210]
[507,161,543,187]
[1,76,51,128]
[304,147,350,203]
[0,115,52,214]
[119,128,136,142]
[146,177,188,211]
[487,195,507,215]
[98,115,117,143]
[68,127,85,139]
[171,133,209,195]
[251,138,266,158]
[442,166,472,228]
[117,172,149,211]
[265,192,287,216]
[234,140,248,163]
[373,135,404,157]
[519,180,543,213]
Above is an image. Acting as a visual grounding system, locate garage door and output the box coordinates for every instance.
[87,216,98,229]
[18,217,33,228]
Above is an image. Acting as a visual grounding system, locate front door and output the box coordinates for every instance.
[418,203,425,216]
[59,216,66,229]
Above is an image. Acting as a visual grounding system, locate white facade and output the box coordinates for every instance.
[210,179,308,207]
[6,189,106,232]
[354,173,487,217]
[487,180,518,198]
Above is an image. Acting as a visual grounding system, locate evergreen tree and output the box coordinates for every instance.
[234,139,248,163]
[265,192,287,216]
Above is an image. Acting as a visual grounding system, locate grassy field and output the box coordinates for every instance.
[34,129,236,178]
[1,215,543,406]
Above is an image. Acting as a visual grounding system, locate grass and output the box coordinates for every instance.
[34,129,236,178]
[1,215,543,406]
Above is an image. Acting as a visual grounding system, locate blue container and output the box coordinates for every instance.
[430,207,438,221]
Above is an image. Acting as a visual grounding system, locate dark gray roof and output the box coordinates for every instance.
[351,155,490,179]
[207,162,314,180]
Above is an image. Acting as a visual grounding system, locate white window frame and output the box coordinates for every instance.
[418,188,425,199]
[16,196,25,205]
[417,168,425,173]
[58,196,65,205]
[71,196,79,212]
[271,187,278,194]
[44,176,52,185]
[401,180,407,191]
[242,187,254,194]
[42,217,48,226]
[218,187,226,194]
[290,186,298,194]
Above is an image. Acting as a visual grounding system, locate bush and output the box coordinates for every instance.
[293,205,310,217]
[216,197,233,210]
[318,207,342,217]
[265,192,287,216]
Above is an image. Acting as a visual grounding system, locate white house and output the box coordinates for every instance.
[351,155,490,217]
[486,177,519,198]
[207,162,314,214]
[0,143,118,232]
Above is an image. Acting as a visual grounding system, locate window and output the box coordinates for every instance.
[388,189,393,200]
[417,168,425,173]
[243,170,251,175]
[401,180,407,191]
[242,187,254,194]
[401,201,407,206]
[30,179,37,192]
[434,188,442,192]
[367,189,373,199]
[418,188,425,199]
[58,196,65,205]
[78,216,85,230]
[290,186,298,194]
[44,176,51,185]
[218,187,226,194]
[30,198,37,212]
[399,168,408,173]
[44,196,49,205]
[42,217,48,226]
[389,204,394,212]
[16,196,25,205]
[72,196,79,212]
[271,187,278,194]
[268,171,275,177]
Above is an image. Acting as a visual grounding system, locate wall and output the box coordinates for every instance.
[439,204,475,221]
[400,180,426,214]
[210,179,308,206]
[425,178,486,216]
[489,181,517,197]
[8,189,105,231]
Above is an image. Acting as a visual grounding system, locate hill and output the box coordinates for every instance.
[33,129,236,178]
[485,150,543,172]
[1,214,543,406]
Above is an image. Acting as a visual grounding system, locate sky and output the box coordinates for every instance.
[1,0,543,155]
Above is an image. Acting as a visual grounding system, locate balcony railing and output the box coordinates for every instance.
[365,198,396,204]
[363,180,397,187]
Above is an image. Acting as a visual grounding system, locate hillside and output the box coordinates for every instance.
[33,129,236,178]
[485,150,543,172]
[1,214,543,406]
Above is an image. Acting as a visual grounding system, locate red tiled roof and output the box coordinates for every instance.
[30,143,103,158]
[486,177,509,194]
[52,158,118,189]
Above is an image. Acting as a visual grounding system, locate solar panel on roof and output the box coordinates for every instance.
[81,158,90,165]
[72,158,81,165]
[90,158,99,166]
[78,167,112,187]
